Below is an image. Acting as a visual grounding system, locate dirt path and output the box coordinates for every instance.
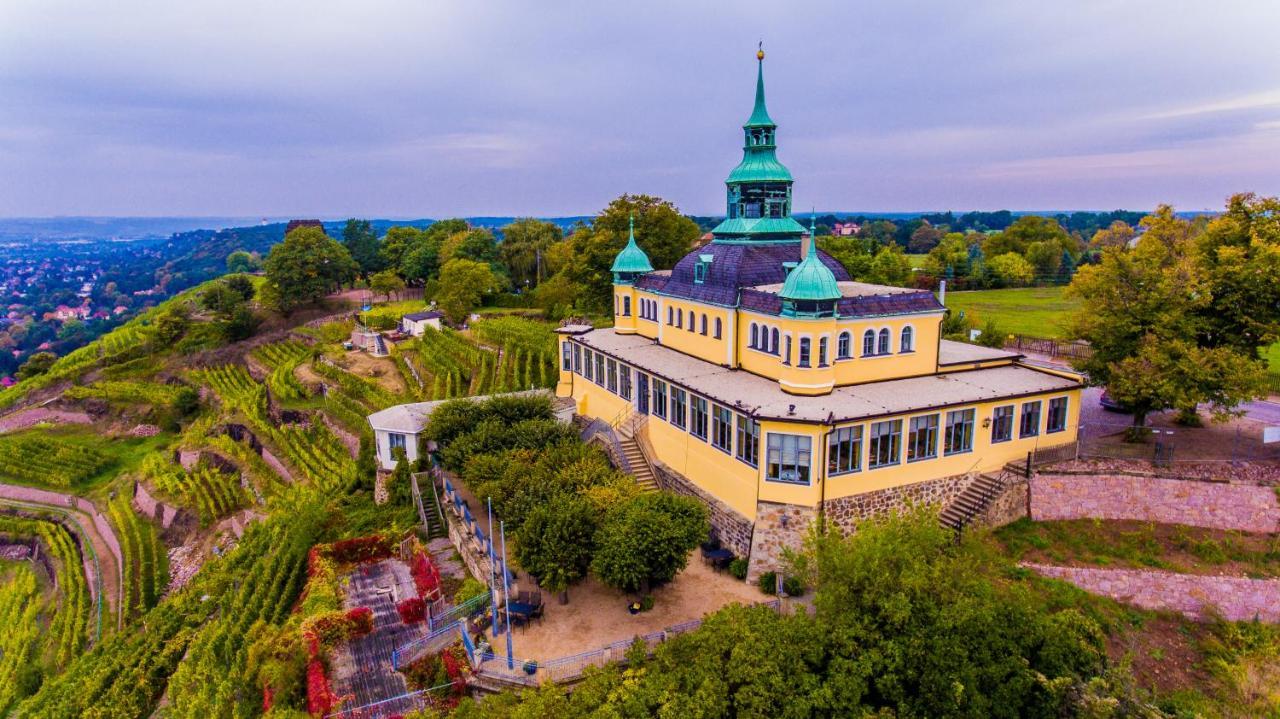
[0,483,123,630]
[0,405,94,434]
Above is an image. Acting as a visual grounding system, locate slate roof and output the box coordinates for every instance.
[402,310,442,322]
[636,242,850,307]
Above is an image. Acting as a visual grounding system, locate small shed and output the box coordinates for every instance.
[400,310,443,337]
[350,326,389,357]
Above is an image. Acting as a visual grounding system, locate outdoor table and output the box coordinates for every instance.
[505,601,538,630]
[703,548,733,570]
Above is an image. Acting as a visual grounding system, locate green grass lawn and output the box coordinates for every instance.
[1266,342,1280,374]
[942,286,1080,338]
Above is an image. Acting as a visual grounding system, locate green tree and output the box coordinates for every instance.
[1108,335,1268,427]
[922,232,971,277]
[983,215,1069,257]
[151,308,190,347]
[16,351,56,380]
[987,252,1035,287]
[1193,193,1280,356]
[500,218,562,290]
[225,250,261,274]
[1089,220,1136,249]
[341,218,383,278]
[514,497,598,602]
[261,226,359,313]
[908,220,944,253]
[591,493,708,594]
[379,226,427,272]
[442,228,500,266]
[817,235,873,280]
[866,244,913,286]
[436,258,498,324]
[858,219,899,247]
[223,274,256,301]
[369,270,406,302]
[1025,241,1062,277]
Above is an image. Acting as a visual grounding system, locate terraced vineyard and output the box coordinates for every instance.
[189,365,259,409]
[0,515,92,667]
[311,359,398,410]
[107,496,168,621]
[472,315,558,393]
[142,454,247,525]
[0,432,116,488]
[0,563,43,714]
[251,340,313,401]
[413,326,494,399]
[64,380,187,406]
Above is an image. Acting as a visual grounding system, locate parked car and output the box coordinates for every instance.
[1099,389,1128,412]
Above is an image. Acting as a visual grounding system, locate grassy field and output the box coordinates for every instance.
[942,286,1080,338]
[1267,342,1280,375]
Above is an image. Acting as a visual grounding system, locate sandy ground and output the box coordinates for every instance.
[489,559,763,662]
[333,351,407,395]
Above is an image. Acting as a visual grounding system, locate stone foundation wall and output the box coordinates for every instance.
[823,473,974,534]
[651,462,754,559]
[746,501,817,583]
[1031,473,1280,533]
[1025,563,1280,623]
[978,477,1029,528]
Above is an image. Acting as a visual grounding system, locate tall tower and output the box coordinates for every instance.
[711,48,808,243]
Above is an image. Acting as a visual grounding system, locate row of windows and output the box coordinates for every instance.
[568,341,760,467]
[747,323,915,365]
[637,297,659,321]
[663,306,723,339]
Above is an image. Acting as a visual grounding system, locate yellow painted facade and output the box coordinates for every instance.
[557,342,1081,521]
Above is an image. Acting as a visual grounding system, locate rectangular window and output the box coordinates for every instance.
[561,341,572,371]
[766,434,812,484]
[388,432,407,451]
[869,419,902,469]
[712,405,733,453]
[652,379,667,420]
[606,359,618,393]
[619,364,632,400]
[798,338,811,367]
[1020,401,1042,438]
[671,388,687,429]
[572,343,581,373]
[691,395,709,440]
[907,414,939,462]
[735,415,759,466]
[828,425,863,475]
[583,349,593,381]
[944,409,975,456]
[1047,397,1068,433]
[594,353,605,386]
[992,405,1014,443]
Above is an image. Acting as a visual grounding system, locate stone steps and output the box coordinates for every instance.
[940,473,1005,531]
[617,423,658,492]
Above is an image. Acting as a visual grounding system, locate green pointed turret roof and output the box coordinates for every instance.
[779,217,841,301]
[745,49,775,128]
[610,215,654,274]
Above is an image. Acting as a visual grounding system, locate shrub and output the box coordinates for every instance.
[397,597,426,624]
[728,557,749,580]
[453,577,488,605]
[781,576,805,597]
[757,571,778,595]
[514,497,598,597]
[638,595,655,612]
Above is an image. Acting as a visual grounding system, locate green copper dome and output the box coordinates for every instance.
[610,215,654,275]
[779,223,841,302]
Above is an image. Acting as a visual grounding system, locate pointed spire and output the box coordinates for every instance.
[808,211,818,255]
[746,44,775,128]
[611,212,653,275]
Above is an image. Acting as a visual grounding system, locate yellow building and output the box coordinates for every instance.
[555,51,1081,577]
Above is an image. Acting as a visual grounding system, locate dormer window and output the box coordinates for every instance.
[694,264,706,283]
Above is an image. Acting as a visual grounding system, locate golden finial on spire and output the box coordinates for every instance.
[757,40,764,61]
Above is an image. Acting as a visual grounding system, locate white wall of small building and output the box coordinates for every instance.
[373,427,423,470]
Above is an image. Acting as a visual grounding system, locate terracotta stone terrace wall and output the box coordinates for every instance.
[823,473,973,534]
[1031,473,1280,533]
[1026,563,1280,623]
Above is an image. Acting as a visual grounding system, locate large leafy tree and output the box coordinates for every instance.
[499,218,562,290]
[983,215,1072,258]
[591,493,708,594]
[1069,203,1267,426]
[378,226,426,272]
[1193,193,1280,357]
[435,258,498,324]
[514,497,598,602]
[261,226,358,313]
[341,218,382,278]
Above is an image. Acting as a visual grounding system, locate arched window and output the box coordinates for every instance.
[750,323,759,348]
[877,328,891,355]
[667,307,673,325]
[863,329,876,356]
[714,317,722,339]
[677,309,683,327]
[900,326,914,353]
[838,332,851,359]
[623,296,631,317]
[614,296,619,315]
[798,337,811,367]
[784,335,793,364]
[819,337,829,366]
[771,328,780,355]
[700,314,708,335]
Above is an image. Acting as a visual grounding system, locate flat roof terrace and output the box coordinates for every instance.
[566,329,1081,424]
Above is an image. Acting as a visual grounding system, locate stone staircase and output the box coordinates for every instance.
[616,418,659,492]
[939,473,1006,531]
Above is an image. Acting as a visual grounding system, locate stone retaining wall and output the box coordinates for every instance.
[1031,473,1280,533]
[132,482,184,529]
[652,462,754,559]
[1025,563,1280,623]
[979,477,1029,528]
[746,501,816,583]
[823,473,973,534]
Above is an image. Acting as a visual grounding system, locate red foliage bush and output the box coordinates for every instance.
[410,551,441,600]
[306,659,337,716]
[324,534,396,564]
[397,597,425,624]
[346,606,374,636]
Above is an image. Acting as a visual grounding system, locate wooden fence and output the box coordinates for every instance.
[1003,335,1093,361]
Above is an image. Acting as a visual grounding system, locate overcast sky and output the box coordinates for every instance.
[1,1,1278,218]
